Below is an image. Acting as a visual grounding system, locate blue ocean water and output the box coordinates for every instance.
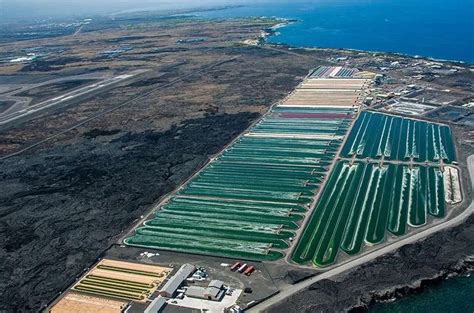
[196,0,474,63]
[370,274,474,313]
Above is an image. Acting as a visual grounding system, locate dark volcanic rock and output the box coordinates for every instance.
[20,57,83,72]
[270,215,474,313]
[0,112,258,312]
[82,128,121,139]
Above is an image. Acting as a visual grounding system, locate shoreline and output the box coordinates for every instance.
[353,256,474,311]
[256,18,473,66]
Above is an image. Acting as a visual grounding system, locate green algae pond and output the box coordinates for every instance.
[341,111,456,163]
[292,111,459,267]
[291,161,449,267]
[125,106,355,261]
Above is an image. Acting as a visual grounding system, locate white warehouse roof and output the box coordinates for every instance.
[144,296,166,313]
[208,280,224,289]
[159,264,196,297]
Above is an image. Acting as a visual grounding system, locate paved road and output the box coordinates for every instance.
[0,72,113,117]
[0,70,146,126]
[73,25,84,36]
[248,154,474,312]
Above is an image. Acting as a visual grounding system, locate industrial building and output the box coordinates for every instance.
[159,264,196,298]
[185,280,225,301]
[143,296,167,313]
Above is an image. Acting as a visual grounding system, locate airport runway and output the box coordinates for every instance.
[0,69,148,127]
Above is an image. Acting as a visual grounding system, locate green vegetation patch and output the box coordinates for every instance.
[96,265,162,277]
[74,284,145,301]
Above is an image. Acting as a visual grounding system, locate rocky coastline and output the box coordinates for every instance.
[352,256,473,312]
[273,214,474,313]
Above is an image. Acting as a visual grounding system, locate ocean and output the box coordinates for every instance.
[370,274,474,313]
[196,0,474,63]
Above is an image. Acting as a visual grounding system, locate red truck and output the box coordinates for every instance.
[243,265,255,276]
